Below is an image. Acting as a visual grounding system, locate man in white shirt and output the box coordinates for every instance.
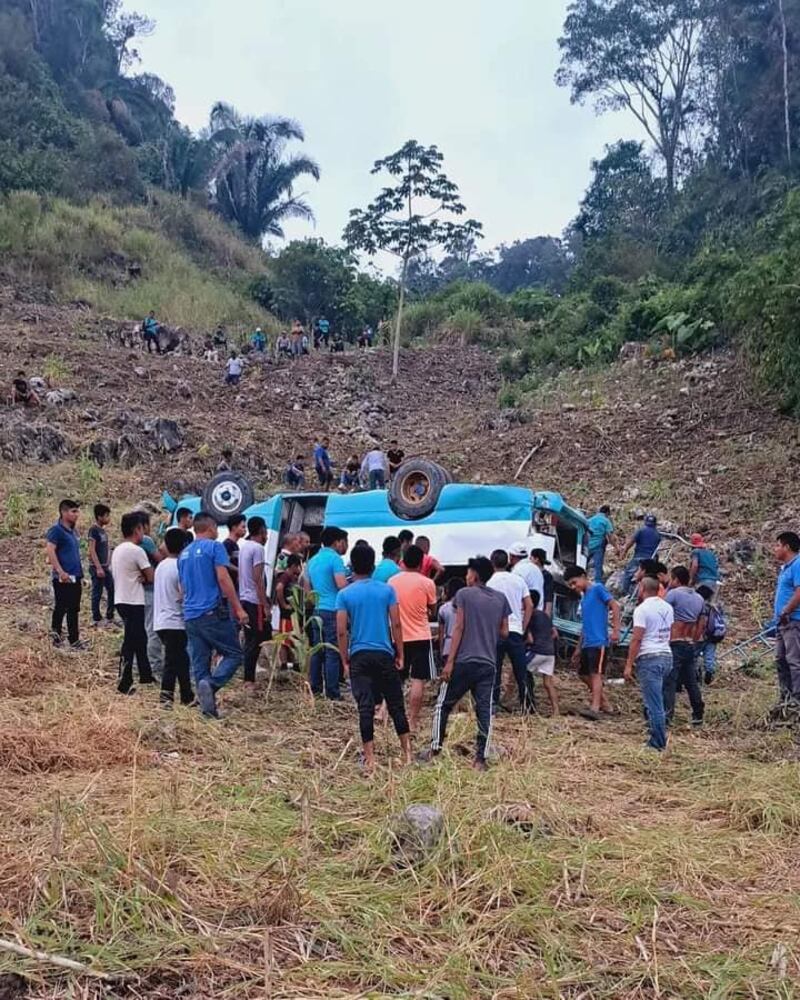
[509,543,544,610]
[360,447,389,490]
[624,577,674,750]
[238,517,270,691]
[154,527,193,706]
[111,511,155,694]
[488,549,534,712]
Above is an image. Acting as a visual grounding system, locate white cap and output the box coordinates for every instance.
[509,542,529,557]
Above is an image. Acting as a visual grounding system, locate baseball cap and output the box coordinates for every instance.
[690,532,705,547]
[644,514,657,526]
[509,542,529,557]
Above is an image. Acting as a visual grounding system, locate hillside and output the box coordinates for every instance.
[1,290,800,998]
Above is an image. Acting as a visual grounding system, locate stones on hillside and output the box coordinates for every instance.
[0,419,72,463]
[88,414,185,467]
[725,538,757,566]
[483,408,528,431]
[389,804,444,859]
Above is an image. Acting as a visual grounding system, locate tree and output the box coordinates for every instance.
[575,140,666,241]
[207,102,320,242]
[490,236,574,294]
[269,239,356,327]
[557,0,707,195]
[343,140,482,378]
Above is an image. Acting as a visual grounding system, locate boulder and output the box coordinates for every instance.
[725,538,757,566]
[0,421,72,463]
[390,804,444,858]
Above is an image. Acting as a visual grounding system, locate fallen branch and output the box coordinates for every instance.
[514,438,545,481]
[0,937,112,979]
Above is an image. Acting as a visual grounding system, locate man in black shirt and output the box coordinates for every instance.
[223,514,247,590]
[387,440,405,479]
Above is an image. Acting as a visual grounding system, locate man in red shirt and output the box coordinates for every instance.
[390,544,437,733]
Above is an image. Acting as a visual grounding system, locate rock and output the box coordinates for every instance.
[622,485,641,502]
[0,420,72,463]
[139,719,178,748]
[134,366,146,377]
[176,381,192,399]
[145,418,184,453]
[390,804,444,858]
[679,386,690,396]
[562,402,577,412]
[45,388,77,406]
[619,341,647,362]
[725,538,757,566]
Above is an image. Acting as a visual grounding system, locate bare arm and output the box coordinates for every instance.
[334,572,348,591]
[780,586,800,622]
[88,537,104,575]
[45,542,69,582]
[389,604,404,670]
[336,609,350,673]
[215,564,247,622]
[625,626,645,679]
[443,606,465,679]
[521,594,533,634]
[499,615,509,642]
[622,535,634,557]
[689,556,699,585]
[253,559,268,610]
[609,599,621,642]
[141,566,154,585]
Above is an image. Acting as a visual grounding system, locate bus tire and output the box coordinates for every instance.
[201,471,255,523]
[389,460,448,520]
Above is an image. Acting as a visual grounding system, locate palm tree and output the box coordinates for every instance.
[207,102,320,242]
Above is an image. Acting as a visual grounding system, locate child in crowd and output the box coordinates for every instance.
[525,589,559,716]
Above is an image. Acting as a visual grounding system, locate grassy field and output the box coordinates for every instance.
[0,614,798,999]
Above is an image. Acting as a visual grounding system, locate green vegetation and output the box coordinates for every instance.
[0,190,276,329]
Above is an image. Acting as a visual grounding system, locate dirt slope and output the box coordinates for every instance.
[0,285,798,633]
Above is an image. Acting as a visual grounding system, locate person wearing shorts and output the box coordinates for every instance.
[389,544,437,734]
[565,566,620,721]
[525,589,559,715]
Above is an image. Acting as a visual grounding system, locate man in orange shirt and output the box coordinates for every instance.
[390,544,438,733]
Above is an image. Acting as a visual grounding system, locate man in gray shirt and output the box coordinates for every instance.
[664,565,706,726]
[427,556,510,771]
[238,517,270,691]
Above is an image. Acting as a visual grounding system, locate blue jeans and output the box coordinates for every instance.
[589,545,606,582]
[621,558,640,594]
[185,610,243,691]
[369,469,386,490]
[637,653,673,750]
[697,640,717,678]
[309,609,342,699]
[494,632,534,710]
[90,568,115,622]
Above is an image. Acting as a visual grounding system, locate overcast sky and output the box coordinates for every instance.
[137,0,642,253]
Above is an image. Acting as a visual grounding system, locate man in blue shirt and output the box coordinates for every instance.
[621,514,662,593]
[45,499,85,650]
[336,543,410,771]
[565,565,621,721]
[689,533,720,592]
[306,526,349,699]
[142,311,160,354]
[313,437,333,491]
[773,531,800,705]
[586,505,615,582]
[373,536,402,583]
[178,512,249,718]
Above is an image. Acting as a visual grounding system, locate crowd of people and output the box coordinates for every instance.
[284,440,406,493]
[43,494,800,770]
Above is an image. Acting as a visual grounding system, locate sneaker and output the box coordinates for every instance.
[578,707,601,722]
[197,678,218,718]
[50,632,63,648]
[70,639,90,652]
[691,717,704,728]
[472,758,488,772]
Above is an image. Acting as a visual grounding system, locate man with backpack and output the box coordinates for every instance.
[697,584,726,685]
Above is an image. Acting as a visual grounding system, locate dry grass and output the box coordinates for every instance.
[0,630,798,999]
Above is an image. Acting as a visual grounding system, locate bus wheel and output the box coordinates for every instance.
[389,459,448,519]
[201,471,255,523]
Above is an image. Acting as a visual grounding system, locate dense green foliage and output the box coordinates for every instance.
[0,0,318,245]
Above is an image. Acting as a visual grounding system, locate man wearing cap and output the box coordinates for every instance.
[509,543,544,610]
[689,533,720,593]
[530,549,554,617]
[621,515,662,594]
[586,505,616,582]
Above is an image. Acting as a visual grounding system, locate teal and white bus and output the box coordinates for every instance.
[165,466,590,641]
